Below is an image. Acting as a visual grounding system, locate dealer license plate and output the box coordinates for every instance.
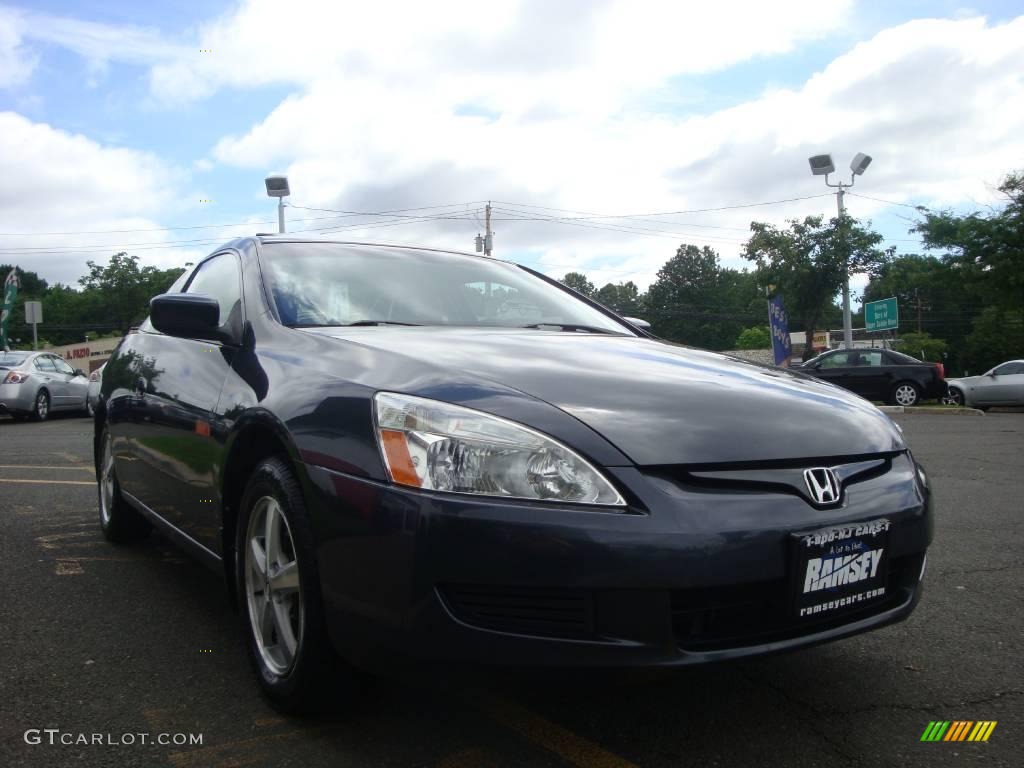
[792,519,891,619]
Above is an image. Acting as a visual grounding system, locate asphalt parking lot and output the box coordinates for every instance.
[1,412,1021,768]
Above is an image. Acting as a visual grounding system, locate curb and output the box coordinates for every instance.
[879,405,985,415]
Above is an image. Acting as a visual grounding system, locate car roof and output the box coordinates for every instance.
[220,235,510,265]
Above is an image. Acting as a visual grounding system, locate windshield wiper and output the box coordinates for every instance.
[290,320,423,328]
[520,323,625,335]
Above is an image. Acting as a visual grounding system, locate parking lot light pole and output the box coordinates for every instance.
[264,174,291,234]
[808,152,872,350]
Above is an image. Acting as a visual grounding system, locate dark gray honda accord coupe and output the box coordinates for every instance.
[95,236,931,711]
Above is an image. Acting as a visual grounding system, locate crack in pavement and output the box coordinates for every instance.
[738,667,867,767]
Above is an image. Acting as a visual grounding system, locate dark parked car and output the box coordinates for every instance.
[791,348,946,406]
[95,237,932,712]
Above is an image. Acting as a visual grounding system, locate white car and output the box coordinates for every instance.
[86,362,106,416]
[947,359,1024,409]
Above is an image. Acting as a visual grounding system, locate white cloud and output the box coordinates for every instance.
[0,9,37,88]
[0,112,205,284]
[195,11,1024,292]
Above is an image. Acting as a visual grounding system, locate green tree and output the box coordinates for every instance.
[863,254,974,373]
[894,331,948,363]
[559,272,596,298]
[913,171,1024,318]
[735,325,771,349]
[744,215,892,359]
[594,281,644,316]
[645,244,762,349]
[78,252,184,332]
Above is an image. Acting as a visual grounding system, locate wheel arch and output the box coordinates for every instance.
[219,410,308,609]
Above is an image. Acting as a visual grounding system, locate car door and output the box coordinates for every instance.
[50,355,88,410]
[129,251,243,552]
[983,362,1024,404]
[843,350,889,400]
[32,355,70,407]
[809,350,857,392]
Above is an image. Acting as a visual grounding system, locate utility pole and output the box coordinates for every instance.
[485,202,492,257]
[912,287,930,334]
[474,202,495,256]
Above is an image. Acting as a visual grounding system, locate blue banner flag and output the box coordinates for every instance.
[768,294,792,367]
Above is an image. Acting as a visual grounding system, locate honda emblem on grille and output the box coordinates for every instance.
[803,467,841,505]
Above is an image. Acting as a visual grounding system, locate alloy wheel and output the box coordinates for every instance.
[35,392,49,420]
[894,384,918,407]
[244,496,303,677]
[100,434,115,526]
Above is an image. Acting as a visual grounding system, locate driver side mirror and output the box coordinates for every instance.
[150,293,236,344]
[622,316,651,330]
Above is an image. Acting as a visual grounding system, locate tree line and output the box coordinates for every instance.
[562,169,1023,375]
[4,169,1020,375]
[2,253,184,348]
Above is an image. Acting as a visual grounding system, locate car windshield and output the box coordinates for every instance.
[0,351,30,367]
[259,242,632,334]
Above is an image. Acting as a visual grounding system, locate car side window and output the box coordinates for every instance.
[34,356,56,372]
[859,351,883,367]
[52,357,75,375]
[992,362,1021,375]
[818,352,850,369]
[185,252,242,326]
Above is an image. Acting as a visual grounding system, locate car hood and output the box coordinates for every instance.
[305,327,906,466]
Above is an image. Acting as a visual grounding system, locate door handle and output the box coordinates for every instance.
[135,377,147,396]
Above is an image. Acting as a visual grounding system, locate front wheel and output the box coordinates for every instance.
[947,387,965,407]
[236,457,350,713]
[891,382,921,407]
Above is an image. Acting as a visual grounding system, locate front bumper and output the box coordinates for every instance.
[301,453,932,668]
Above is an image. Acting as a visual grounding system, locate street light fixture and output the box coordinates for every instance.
[264,174,290,234]
[807,151,872,350]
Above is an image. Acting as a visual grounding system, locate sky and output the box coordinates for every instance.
[2,0,1023,309]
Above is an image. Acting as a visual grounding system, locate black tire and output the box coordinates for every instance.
[947,387,965,407]
[235,456,349,714]
[33,389,50,421]
[890,381,921,407]
[97,428,151,543]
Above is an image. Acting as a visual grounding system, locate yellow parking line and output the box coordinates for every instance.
[478,694,637,768]
[0,478,95,485]
[0,464,92,471]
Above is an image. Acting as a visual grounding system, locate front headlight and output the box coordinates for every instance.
[374,392,625,507]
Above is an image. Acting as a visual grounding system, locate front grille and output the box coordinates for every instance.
[672,553,923,652]
[441,584,594,639]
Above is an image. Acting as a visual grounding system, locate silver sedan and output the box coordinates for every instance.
[0,350,91,421]
[86,362,105,416]
[947,359,1024,409]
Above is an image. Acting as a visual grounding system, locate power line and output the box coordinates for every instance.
[493,193,835,219]
[846,192,928,210]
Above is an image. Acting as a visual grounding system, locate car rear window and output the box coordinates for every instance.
[887,350,922,364]
[0,351,30,367]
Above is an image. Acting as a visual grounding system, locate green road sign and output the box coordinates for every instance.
[865,297,898,332]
